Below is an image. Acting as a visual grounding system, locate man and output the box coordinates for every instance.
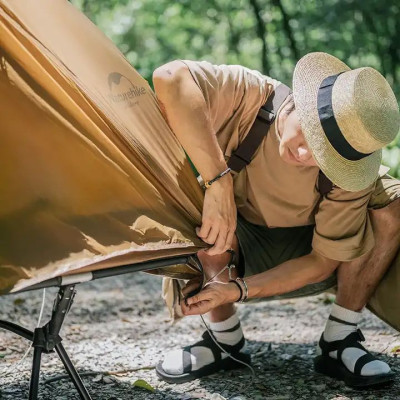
[152,52,400,388]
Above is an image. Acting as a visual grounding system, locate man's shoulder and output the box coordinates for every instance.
[179,59,279,86]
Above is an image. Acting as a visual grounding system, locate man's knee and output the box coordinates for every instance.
[197,235,240,281]
[337,255,364,272]
[369,197,400,235]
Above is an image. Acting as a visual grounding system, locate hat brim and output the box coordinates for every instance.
[292,52,381,192]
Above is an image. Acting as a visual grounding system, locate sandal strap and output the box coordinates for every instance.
[354,353,377,376]
[211,322,241,334]
[336,330,366,362]
[328,315,358,326]
[182,349,192,374]
[319,329,365,355]
[182,331,245,373]
[319,329,379,376]
[201,330,246,354]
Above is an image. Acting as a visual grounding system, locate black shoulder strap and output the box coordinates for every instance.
[318,171,334,197]
[228,84,292,173]
[227,83,334,197]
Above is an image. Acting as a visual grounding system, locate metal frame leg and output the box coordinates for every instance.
[56,343,91,400]
[28,346,43,400]
[0,285,92,400]
[0,254,202,400]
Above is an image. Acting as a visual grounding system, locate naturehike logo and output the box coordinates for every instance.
[108,72,146,107]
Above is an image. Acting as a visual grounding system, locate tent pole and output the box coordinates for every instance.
[13,254,195,293]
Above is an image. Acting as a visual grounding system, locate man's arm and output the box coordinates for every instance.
[153,61,228,187]
[182,251,341,315]
[153,61,236,255]
[244,250,340,299]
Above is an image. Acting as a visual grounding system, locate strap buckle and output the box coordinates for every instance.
[257,107,275,124]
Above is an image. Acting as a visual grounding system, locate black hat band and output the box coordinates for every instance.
[317,73,372,161]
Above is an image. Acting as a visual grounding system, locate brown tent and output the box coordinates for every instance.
[0,0,207,294]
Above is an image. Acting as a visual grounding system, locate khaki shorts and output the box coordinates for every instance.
[235,173,400,302]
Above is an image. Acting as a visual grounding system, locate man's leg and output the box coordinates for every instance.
[336,198,400,311]
[317,198,400,386]
[198,234,240,322]
[157,235,248,382]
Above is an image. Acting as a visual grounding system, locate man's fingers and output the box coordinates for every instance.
[182,300,212,316]
[181,279,202,297]
[225,230,235,252]
[185,289,210,306]
[206,229,228,256]
[196,222,211,239]
[202,225,219,245]
[185,293,202,305]
[202,225,235,254]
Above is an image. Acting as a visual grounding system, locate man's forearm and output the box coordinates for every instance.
[244,251,340,299]
[153,61,229,183]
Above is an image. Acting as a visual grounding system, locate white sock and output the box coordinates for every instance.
[162,313,244,375]
[324,303,361,342]
[319,303,391,376]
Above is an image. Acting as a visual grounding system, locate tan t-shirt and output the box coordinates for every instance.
[180,59,376,262]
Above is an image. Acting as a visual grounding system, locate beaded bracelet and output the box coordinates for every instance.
[235,277,249,303]
[203,167,231,189]
[229,279,243,302]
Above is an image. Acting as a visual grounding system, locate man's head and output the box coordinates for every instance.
[277,95,318,168]
[287,52,400,191]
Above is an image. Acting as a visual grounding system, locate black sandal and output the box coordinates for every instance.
[156,330,251,384]
[314,329,395,388]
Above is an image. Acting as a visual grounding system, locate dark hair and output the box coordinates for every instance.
[284,94,296,115]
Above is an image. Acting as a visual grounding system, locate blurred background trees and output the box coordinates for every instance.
[71,0,400,177]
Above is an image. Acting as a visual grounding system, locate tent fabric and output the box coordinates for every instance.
[0,0,206,294]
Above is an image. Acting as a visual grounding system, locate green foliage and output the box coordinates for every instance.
[71,0,400,177]
[383,134,400,177]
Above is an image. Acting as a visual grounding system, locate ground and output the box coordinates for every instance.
[0,272,399,400]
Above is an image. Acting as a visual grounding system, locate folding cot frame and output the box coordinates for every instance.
[0,254,203,400]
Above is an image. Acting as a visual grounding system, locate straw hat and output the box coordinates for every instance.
[292,52,400,192]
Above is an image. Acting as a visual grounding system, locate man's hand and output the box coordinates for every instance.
[181,281,239,315]
[196,175,237,256]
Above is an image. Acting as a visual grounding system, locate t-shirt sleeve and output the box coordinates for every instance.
[179,60,276,138]
[312,183,376,262]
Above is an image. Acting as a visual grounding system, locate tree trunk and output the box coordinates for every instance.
[248,0,270,73]
[272,0,299,61]
[361,10,388,78]
[210,0,240,57]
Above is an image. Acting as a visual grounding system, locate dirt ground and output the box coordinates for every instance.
[0,272,399,400]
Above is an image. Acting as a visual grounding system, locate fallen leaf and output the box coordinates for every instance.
[390,345,400,356]
[132,379,155,393]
